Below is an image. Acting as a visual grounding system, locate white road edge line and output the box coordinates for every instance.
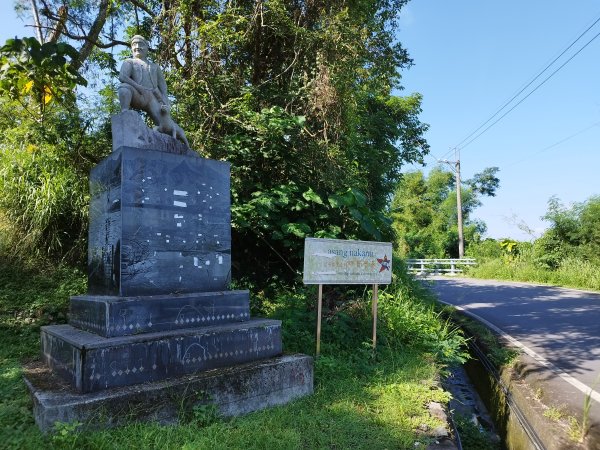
[439,300,600,405]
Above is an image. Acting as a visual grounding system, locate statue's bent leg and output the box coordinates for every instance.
[117,85,134,111]
[147,100,164,130]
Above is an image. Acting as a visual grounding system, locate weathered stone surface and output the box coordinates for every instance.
[41,319,282,393]
[111,111,194,156]
[70,290,250,337]
[88,146,232,296]
[24,354,314,433]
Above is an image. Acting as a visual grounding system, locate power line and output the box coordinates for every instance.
[453,13,600,151]
[454,14,600,149]
[506,120,600,168]
[458,27,600,151]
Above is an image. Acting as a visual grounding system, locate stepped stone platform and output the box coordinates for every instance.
[25,354,313,433]
[24,111,313,432]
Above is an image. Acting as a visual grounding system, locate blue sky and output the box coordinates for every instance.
[397,2,600,240]
[2,2,600,241]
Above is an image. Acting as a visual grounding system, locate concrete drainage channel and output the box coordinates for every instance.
[443,362,501,450]
[453,340,547,450]
[444,325,596,450]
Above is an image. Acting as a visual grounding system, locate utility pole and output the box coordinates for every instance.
[441,148,464,258]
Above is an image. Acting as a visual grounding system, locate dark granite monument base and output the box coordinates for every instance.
[24,353,314,433]
[88,145,232,297]
[42,319,282,393]
[70,290,250,337]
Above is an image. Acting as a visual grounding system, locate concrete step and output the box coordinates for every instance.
[70,290,250,337]
[25,353,313,433]
[41,318,282,393]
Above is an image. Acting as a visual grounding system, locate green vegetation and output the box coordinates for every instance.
[466,196,600,291]
[391,166,499,258]
[0,257,470,449]
[1,0,430,285]
[439,305,519,369]
[454,414,501,450]
[0,2,488,448]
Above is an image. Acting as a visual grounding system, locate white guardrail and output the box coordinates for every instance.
[406,258,476,276]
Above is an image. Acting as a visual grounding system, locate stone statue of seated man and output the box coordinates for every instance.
[118,35,190,148]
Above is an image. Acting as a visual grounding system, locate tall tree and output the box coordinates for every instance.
[391,166,499,258]
[4,0,431,282]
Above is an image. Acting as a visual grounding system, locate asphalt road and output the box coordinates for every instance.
[428,277,600,404]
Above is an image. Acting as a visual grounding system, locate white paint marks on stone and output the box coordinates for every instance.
[177,223,182,227]
[174,200,187,207]
[144,197,150,200]
[218,256,223,264]
[179,276,182,282]
[166,239,170,243]
[174,214,184,219]
[113,199,119,203]
[205,260,211,266]
[156,232,161,236]
[179,265,184,269]
[147,177,152,180]
[194,257,199,266]
[164,188,167,191]
[174,190,188,196]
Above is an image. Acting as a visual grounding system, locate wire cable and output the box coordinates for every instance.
[454,14,600,150]
[458,28,600,151]
[505,120,600,168]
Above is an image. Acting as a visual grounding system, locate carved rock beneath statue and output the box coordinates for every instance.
[111,110,195,156]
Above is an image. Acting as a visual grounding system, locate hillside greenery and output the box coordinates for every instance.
[466,196,600,291]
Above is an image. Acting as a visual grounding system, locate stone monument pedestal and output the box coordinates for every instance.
[25,112,313,431]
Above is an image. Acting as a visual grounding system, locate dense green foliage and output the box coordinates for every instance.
[0,258,467,449]
[390,166,499,258]
[1,0,430,283]
[466,195,600,291]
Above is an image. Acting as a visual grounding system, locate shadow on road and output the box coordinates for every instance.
[427,278,600,381]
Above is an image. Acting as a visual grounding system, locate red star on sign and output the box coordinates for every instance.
[377,255,390,273]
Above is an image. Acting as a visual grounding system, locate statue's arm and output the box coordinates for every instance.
[155,67,170,108]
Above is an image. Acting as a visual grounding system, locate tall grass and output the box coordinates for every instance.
[467,254,600,292]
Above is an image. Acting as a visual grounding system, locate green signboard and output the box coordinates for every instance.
[303,238,392,285]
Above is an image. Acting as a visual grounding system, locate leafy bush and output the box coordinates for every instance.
[466,239,502,260]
